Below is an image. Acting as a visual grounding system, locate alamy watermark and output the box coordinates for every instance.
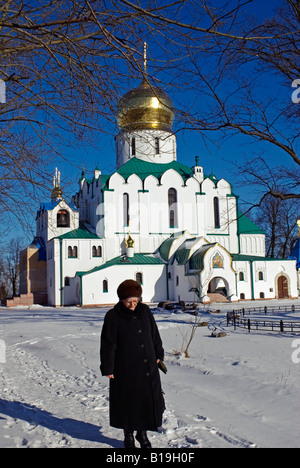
[291,79,300,104]
[0,79,6,104]
[0,339,6,364]
[291,339,300,364]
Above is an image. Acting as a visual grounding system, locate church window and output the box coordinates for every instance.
[213,197,220,229]
[155,137,160,154]
[136,272,143,285]
[131,137,136,156]
[57,209,70,228]
[68,246,78,258]
[64,276,70,286]
[259,292,265,298]
[92,245,102,257]
[240,293,245,300]
[103,279,108,293]
[239,272,245,281]
[168,188,178,228]
[123,193,130,227]
[258,271,264,281]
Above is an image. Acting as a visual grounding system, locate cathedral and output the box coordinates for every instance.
[17,74,298,307]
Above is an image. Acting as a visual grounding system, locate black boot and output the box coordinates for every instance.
[136,431,152,448]
[124,430,136,448]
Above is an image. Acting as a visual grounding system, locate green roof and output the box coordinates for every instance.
[57,224,99,239]
[231,254,290,262]
[237,210,265,235]
[159,231,186,262]
[189,244,216,271]
[77,253,165,277]
[102,158,194,190]
[173,237,197,265]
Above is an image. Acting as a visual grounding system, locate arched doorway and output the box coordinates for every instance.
[277,275,289,299]
[208,277,228,297]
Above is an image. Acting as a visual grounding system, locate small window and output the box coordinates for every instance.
[64,276,70,286]
[258,271,264,281]
[92,245,102,257]
[68,246,78,258]
[103,279,108,293]
[131,137,136,156]
[155,137,160,154]
[240,293,245,300]
[168,188,178,228]
[259,292,265,298]
[123,193,130,227]
[214,197,220,229]
[136,272,143,285]
[239,272,245,281]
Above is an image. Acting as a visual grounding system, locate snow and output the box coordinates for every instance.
[0,299,300,449]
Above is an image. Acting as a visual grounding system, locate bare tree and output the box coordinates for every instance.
[252,194,298,258]
[1,0,299,232]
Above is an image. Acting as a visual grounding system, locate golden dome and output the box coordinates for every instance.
[117,79,174,132]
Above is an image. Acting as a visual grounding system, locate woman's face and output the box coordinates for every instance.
[122,297,139,311]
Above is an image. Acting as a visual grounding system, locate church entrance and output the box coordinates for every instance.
[277,275,289,299]
[208,277,228,301]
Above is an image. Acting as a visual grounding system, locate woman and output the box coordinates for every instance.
[100,279,165,448]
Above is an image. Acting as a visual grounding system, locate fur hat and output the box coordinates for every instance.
[117,279,142,300]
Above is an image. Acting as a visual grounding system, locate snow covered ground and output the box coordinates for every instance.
[0,298,300,449]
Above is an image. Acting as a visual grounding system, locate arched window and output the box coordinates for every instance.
[131,137,136,156]
[239,272,245,281]
[240,293,245,300]
[213,197,220,229]
[64,276,70,286]
[136,272,143,285]
[123,193,129,227]
[155,137,160,154]
[57,209,70,228]
[168,188,178,228]
[92,245,102,257]
[68,246,77,258]
[258,271,264,281]
[103,279,108,293]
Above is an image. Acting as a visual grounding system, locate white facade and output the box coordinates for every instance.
[28,79,298,306]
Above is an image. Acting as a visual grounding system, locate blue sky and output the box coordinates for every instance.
[14,0,298,242]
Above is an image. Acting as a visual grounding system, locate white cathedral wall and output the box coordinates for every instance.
[234,259,298,300]
[80,264,167,305]
[239,234,266,256]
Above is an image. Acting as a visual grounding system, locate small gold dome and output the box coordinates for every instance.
[117,79,174,132]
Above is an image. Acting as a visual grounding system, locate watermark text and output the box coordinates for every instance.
[0,339,6,364]
[291,339,300,364]
[0,79,6,104]
[291,79,300,104]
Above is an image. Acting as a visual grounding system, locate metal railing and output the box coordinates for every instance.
[227,308,300,334]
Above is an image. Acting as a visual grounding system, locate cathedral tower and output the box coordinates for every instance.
[115,44,176,168]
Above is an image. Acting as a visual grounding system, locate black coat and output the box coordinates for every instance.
[100,301,165,431]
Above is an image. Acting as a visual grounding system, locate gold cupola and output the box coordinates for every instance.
[117,79,175,132]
